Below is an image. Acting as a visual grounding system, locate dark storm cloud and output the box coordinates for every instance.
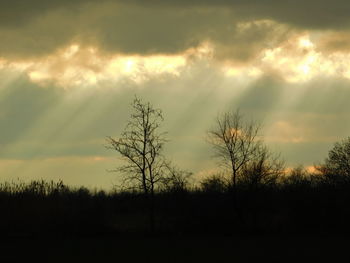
[127,0,350,29]
[2,0,350,28]
[1,0,348,60]
[0,2,246,59]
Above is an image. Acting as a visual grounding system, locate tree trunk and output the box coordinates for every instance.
[232,169,238,212]
[149,189,155,234]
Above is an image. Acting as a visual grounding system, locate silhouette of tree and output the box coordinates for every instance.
[240,145,285,190]
[106,96,167,232]
[200,174,229,193]
[208,109,261,207]
[316,137,350,183]
[162,163,192,193]
[281,165,312,187]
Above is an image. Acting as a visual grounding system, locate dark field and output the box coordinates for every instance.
[1,179,350,262]
[0,235,349,262]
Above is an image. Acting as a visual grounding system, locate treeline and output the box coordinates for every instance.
[1,168,350,237]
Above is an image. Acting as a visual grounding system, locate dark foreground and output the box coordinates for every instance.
[1,179,350,262]
[0,234,349,263]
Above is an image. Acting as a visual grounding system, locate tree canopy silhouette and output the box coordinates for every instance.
[316,137,350,183]
[239,144,285,189]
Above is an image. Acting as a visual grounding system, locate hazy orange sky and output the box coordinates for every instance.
[1,0,350,188]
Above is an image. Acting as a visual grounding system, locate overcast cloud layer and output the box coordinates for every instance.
[1,1,350,188]
[2,0,350,59]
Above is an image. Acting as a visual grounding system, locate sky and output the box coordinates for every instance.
[1,0,350,189]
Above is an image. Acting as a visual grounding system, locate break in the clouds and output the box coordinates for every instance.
[1,0,350,188]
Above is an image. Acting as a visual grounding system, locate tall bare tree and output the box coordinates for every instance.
[208,110,261,207]
[106,96,167,232]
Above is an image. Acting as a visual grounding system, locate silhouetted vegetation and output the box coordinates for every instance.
[315,137,350,184]
[1,166,350,238]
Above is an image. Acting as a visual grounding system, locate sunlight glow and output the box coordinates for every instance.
[260,33,350,83]
[63,44,80,59]
[220,32,350,84]
[28,71,49,81]
[1,44,188,88]
[224,66,262,79]
[2,31,350,89]
[123,59,135,73]
[298,36,314,49]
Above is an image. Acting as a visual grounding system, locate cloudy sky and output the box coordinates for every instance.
[1,0,350,188]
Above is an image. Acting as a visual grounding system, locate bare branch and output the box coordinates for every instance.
[106,96,167,194]
[207,109,262,189]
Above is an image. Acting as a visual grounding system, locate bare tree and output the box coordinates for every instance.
[161,162,192,193]
[240,145,285,190]
[208,109,261,200]
[208,109,263,226]
[106,96,167,232]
